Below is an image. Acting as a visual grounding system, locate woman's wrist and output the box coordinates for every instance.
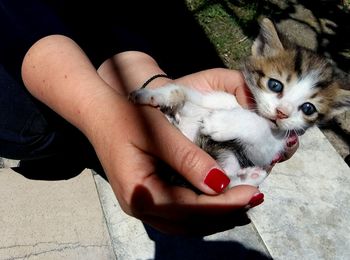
[139,74,172,90]
[98,51,173,94]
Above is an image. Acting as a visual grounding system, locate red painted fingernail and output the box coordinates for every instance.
[204,168,230,193]
[248,193,264,208]
[272,154,283,164]
[287,135,298,147]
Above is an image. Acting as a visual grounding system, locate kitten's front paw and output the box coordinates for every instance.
[129,89,160,107]
[229,167,267,187]
[201,111,233,141]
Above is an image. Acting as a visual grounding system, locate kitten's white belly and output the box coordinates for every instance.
[129,83,288,187]
[229,108,285,166]
[175,102,210,141]
[176,102,285,167]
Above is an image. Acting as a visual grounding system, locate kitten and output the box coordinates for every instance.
[129,18,350,188]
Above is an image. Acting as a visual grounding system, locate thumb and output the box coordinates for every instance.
[153,120,231,195]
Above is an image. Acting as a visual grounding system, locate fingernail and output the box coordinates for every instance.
[287,135,298,147]
[271,153,283,164]
[204,168,230,193]
[247,193,264,208]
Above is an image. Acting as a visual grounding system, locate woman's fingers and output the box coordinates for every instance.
[141,208,251,236]
[110,136,262,235]
[283,132,299,161]
[130,174,261,221]
[131,106,231,194]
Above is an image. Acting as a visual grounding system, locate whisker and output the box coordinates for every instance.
[283,129,291,140]
[295,127,306,136]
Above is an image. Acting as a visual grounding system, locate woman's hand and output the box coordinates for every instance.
[173,68,299,163]
[97,64,297,234]
[22,38,263,235]
[97,53,298,234]
[173,68,253,107]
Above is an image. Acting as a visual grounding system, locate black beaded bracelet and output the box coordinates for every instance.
[140,74,172,89]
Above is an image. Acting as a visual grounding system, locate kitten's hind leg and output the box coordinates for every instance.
[229,167,268,188]
[129,84,186,110]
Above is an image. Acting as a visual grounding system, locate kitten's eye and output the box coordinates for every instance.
[300,102,317,115]
[267,78,283,93]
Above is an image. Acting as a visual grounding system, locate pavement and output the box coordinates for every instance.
[1,127,350,260]
[1,2,350,259]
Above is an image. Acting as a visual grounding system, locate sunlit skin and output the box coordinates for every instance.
[22,35,298,235]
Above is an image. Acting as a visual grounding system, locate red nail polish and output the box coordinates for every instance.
[271,154,283,164]
[287,135,298,147]
[248,193,264,208]
[204,168,230,193]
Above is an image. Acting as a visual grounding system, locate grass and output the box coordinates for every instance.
[184,0,350,70]
[345,0,350,9]
[185,0,255,69]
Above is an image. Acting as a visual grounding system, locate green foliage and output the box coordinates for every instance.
[185,0,350,70]
[185,0,255,68]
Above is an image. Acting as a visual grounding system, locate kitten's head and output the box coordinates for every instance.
[242,18,350,133]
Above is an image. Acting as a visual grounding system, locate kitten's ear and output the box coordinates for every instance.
[252,18,284,57]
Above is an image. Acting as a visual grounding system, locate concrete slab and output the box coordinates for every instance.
[95,127,350,260]
[93,174,155,260]
[1,127,345,259]
[249,127,350,259]
[0,158,19,168]
[0,169,115,260]
[94,173,271,259]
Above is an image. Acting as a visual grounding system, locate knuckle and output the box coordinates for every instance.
[174,146,203,175]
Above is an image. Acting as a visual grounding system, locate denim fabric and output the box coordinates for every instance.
[0,0,224,163]
[0,64,88,160]
[0,0,152,160]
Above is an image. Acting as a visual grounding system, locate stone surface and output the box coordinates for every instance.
[2,130,348,260]
[0,169,115,260]
[94,127,350,260]
[94,173,271,260]
[1,3,349,260]
[93,173,155,260]
[249,127,350,259]
[322,112,350,159]
[0,158,19,168]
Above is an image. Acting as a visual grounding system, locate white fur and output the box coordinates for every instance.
[216,151,268,187]
[285,73,319,103]
[129,84,286,187]
[252,71,321,131]
[201,108,284,166]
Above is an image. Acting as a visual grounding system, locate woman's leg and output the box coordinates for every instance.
[0,63,101,179]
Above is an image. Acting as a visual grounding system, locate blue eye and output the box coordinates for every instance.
[267,78,283,93]
[300,102,317,115]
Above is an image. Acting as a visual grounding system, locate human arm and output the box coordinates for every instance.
[97,51,252,105]
[21,35,262,235]
[99,51,298,162]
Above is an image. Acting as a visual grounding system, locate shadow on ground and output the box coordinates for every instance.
[145,224,272,260]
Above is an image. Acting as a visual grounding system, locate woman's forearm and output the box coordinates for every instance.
[21,35,114,131]
[20,35,172,179]
[20,35,265,234]
[97,51,172,94]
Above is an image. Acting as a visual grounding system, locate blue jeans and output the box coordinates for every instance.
[0,0,224,166]
[0,0,152,162]
[0,64,92,160]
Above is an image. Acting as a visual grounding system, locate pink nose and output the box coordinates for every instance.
[276,109,289,119]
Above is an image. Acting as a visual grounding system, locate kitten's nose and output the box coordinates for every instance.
[276,108,289,119]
